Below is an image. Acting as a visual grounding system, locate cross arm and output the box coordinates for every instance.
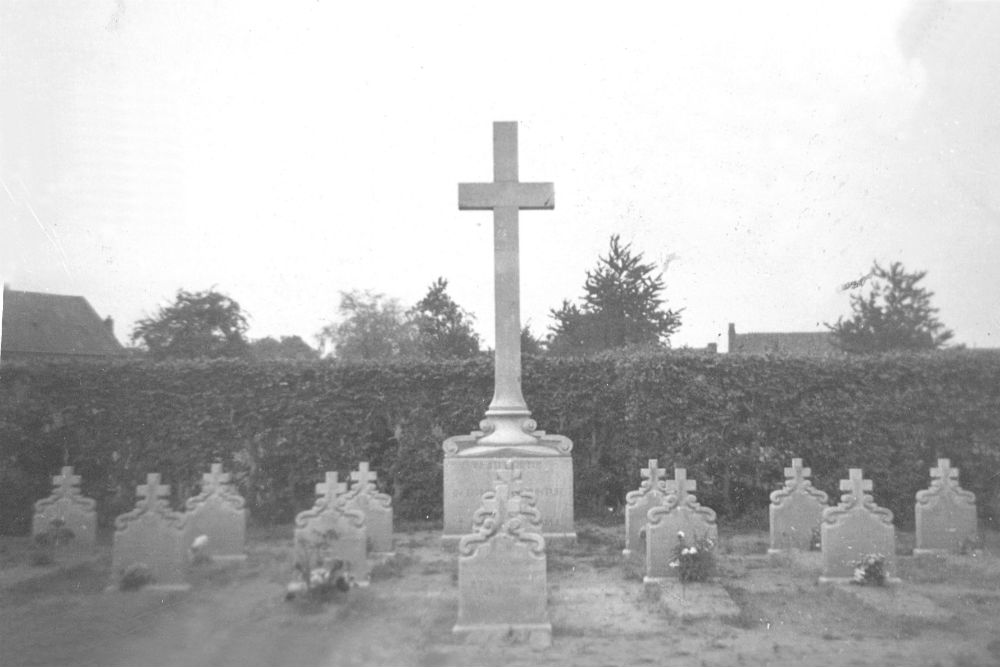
[458,182,555,210]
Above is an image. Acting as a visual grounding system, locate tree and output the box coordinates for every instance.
[827,261,954,353]
[316,290,417,360]
[521,324,545,356]
[131,289,250,360]
[249,335,320,361]
[408,277,481,359]
[547,235,683,355]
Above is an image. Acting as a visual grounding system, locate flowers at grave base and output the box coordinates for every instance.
[119,563,154,591]
[809,525,822,552]
[669,532,716,583]
[851,553,887,586]
[289,528,353,604]
[190,534,212,565]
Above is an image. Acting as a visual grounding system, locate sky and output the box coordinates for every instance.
[2,0,998,353]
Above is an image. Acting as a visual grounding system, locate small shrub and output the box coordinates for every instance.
[670,531,716,583]
[119,563,154,591]
[851,553,887,586]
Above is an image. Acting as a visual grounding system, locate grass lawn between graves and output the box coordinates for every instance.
[2,521,999,667]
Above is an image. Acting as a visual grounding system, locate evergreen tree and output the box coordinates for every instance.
[547,235,682,355]
[408,277,481,359]
[131,289,251,360]
[827,261,954,353]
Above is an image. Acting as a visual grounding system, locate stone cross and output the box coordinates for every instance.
[640,459,667,491]
[201,463,231,494]
[459,121,554,446]
[350,462,377,493]
[840,468,872,504]
[664,468,696,505]
[52,466,83,496]
[136,473,171,510]
[784,458,811,485]
[930,458,959,488]
[315,472,348,506]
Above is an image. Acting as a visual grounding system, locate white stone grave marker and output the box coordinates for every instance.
[914,458,978,554]
[183,463,248,562]
[820,468,896,583]
[112,473,189,590]
[32,466,98,550]
[293,471,369,586]
[645,468,718,581]
[343,462,394,556]
[623,459,670,572]
[769,458,829,552]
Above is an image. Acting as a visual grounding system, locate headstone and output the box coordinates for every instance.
[182,463,248,561]
[914,458,978,554]
[343,462,394,555]
[454,461,550,646]
[443,121,575,547]
[112,473,189,590]
[644,468,718,581]
[622,459,670,572]
[820,468,896,583]
[32,466,98,550]
[768,458,829,552]
[293,472,369,586]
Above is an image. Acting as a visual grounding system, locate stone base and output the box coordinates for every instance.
[106,582,191,593]
[209,554,248,563]
[452,622,552,648]
[912,548,951,556]
[817,575,902,585]
[442,454,575,543]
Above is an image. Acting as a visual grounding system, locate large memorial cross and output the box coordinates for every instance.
[458,121,554,446]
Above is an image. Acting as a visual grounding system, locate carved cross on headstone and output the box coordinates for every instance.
[52,466,83,497]
[640,459,667,492]
[784,458,811,486]
[481,482,525,528]
[315,472,348,507]
[840,468,873,505]
[136,473,171,510]
[930,458,959,488]
[350,462,377,494]
[459,121,554,446]
[201,463,231,494]
[664,468,697,505]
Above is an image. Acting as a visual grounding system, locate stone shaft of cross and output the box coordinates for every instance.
[841,468,872,500]
[459,121,554,446]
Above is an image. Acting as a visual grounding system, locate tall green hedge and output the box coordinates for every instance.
[2,350,998,534]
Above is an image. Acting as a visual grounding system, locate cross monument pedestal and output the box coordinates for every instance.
[442,122,575,546]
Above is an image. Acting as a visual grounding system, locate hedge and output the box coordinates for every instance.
[1,350,998,535]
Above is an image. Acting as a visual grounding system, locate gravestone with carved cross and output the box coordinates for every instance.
[343,462,394,555]
[645,468,719,581]
[443,121,575,547]
[454,460,550,646]
[768,458,830,553]
[294,471,369,585]
[623,459,671,573]
[112,473,189,590]
[182,463,248,562]
[820,468,896,582]
[915,458,978,554]
[32,466,98,550]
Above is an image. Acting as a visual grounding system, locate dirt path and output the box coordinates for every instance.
[2,525,999,667]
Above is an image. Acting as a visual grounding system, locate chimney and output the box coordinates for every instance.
[728,323,737,354]
[706,342,717,354]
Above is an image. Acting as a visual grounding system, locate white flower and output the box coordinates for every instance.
[681,547,692,555]
[191,535,209,550]
[689,547,698,555]
[677,531,685,539]
[669,561,679,568]
[310,567,330,586]
[287,580,307,595]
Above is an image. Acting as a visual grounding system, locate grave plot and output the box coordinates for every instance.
[622,459,670,575]
[769,458,828,553]
[343,462,394,556]
[820,468,897,583]
[454,460,551,647]
[183,463,248,562]
[111,473,189,591]
[32,466,98,551]
[914,458,978,555]
[644,468,719,581]
[293,471,369,586]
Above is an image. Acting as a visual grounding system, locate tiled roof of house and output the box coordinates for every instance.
[727,323,840,356]
[1,289,125,359]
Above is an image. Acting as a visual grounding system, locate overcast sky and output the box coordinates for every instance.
[2,0,998,352]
